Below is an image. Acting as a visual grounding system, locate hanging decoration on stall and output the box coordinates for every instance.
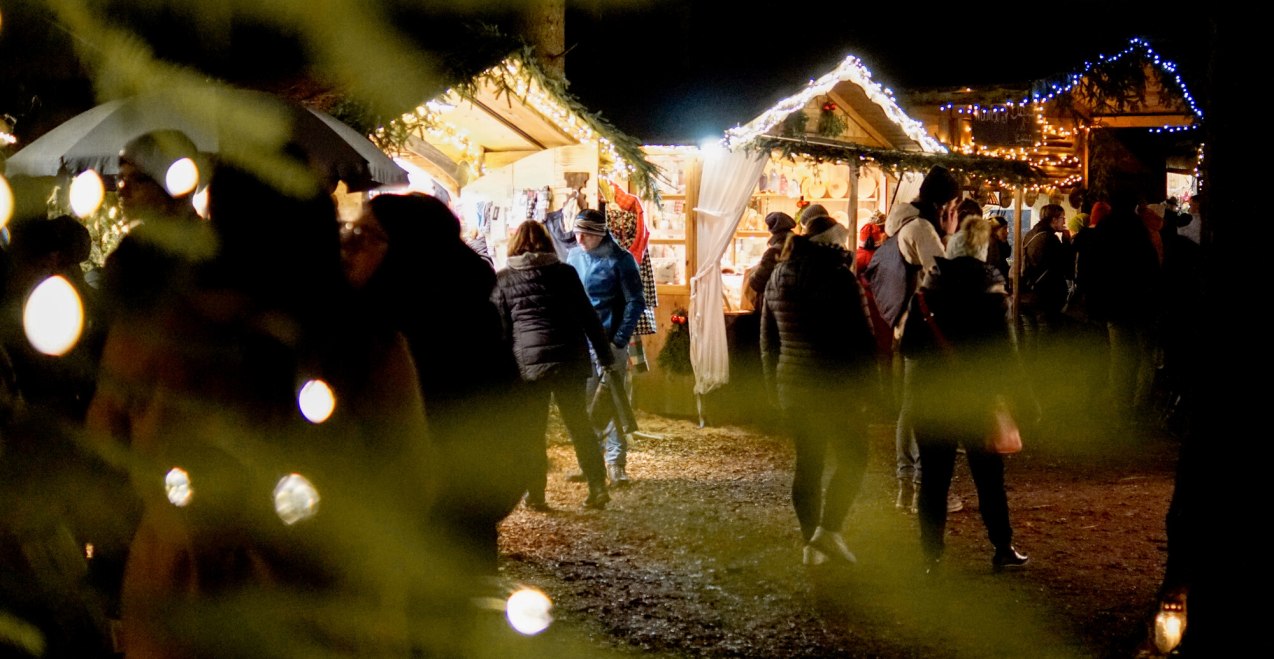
[780,111,808,138]
[969,105,1036,147]
[816,98,847,138]
[657,309,693,376]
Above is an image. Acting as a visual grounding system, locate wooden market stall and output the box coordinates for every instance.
[901,37,1204,242]
[631,53,949,423]
[374,51,661,271]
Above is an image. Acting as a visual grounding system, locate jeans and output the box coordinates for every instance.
[895,357,920,484]
[586,343,631,467]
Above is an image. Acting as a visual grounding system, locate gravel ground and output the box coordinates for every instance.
[496,409,1177,658]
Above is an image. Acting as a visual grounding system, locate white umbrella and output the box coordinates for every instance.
[4,87,407,192]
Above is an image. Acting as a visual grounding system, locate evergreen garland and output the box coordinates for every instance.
[657,308,693,376]
[816,100,846,138]
[780,111,808,138]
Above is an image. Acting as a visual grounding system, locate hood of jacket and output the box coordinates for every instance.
[507,251,560,269]
[885,201,922,236]
[925,255,1006,295]
[805,217,850,249]
[783,232,850,265]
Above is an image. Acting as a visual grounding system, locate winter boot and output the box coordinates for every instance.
[607,463,630,487]
[584,482,610,509]
[806,527,857,564]
[895,480,915,512]
[992,545,1029,571]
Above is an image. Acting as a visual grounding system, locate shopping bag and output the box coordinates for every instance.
[986,395,1023,455]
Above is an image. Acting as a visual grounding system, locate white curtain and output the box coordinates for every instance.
[689,144,767,395]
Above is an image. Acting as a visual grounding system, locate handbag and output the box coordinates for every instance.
[915,290,1023,455]
[986,395,1023,455]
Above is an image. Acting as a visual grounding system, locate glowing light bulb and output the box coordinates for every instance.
[298,379,336,423]
[0,174,13,228]
[23,275,84,356]
[192,186,209,218]
[1153,599,1187,653]
[69,170,105,218]
[506,588,553,635]
[165,157,199,197]
[274,473,319,525]
[165,467,193,507]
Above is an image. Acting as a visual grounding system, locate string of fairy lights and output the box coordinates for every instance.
[931,38,1202,187]
[722,54,947,154]
[384,57,642,187]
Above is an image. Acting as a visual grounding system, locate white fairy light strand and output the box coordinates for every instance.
[724,54,946,153]
[389,58,639,182]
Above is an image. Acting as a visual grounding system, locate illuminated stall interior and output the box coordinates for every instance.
[376,51,660,270]
[902,37,1204,234]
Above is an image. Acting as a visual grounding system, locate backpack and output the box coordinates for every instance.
[863,219,921,329]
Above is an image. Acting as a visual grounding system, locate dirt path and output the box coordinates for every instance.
[497,411,1177,658]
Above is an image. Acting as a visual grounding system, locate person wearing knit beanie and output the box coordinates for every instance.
[797,204,831,227]
[764,211,796,247]
[572,209,610,237]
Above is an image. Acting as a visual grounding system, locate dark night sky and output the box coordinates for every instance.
[1,2,1213,147]
[562,2,1213,144]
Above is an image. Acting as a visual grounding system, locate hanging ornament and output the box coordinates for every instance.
[817,99,847,138]
[657,307,692,376]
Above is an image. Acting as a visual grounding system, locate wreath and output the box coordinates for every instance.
[656,308,693,376]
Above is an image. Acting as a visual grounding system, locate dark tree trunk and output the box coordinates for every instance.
[522,0,566,82]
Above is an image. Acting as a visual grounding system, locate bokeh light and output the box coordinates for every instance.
[165,467,193,507]
[274,473,320,525]
[1154,606,1186,653]
[298,379,336,423]
[0,174,13,228]
[165,157,199,197]
[506,587,553,635]
[192,186,209,218]
[23,275,84,356]
[69,169,105,218]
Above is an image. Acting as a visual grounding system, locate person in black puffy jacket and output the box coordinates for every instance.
[900,216,1033,574]
[760,220,878,567]
[493,220,615,510]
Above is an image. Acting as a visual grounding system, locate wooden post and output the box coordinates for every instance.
[847,159,859,237]
[1011,186,1025,318]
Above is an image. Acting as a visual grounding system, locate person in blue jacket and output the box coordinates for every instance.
[566,209,645,486]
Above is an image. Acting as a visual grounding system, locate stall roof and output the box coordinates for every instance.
[723,53,947,154]
[388,48,661,202]
[904,38,1203,129]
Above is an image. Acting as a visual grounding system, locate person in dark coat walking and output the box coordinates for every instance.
[1083,183,1164,426]
[347,192,535,577]
[760,218,878,566]
[900,216,1031,573]
[1018,203,1074,356]
[493,220,614,510]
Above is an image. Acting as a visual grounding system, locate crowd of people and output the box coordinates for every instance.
[760,163,1195,577]
[0,129,646,657]
[1,132,1199,655]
